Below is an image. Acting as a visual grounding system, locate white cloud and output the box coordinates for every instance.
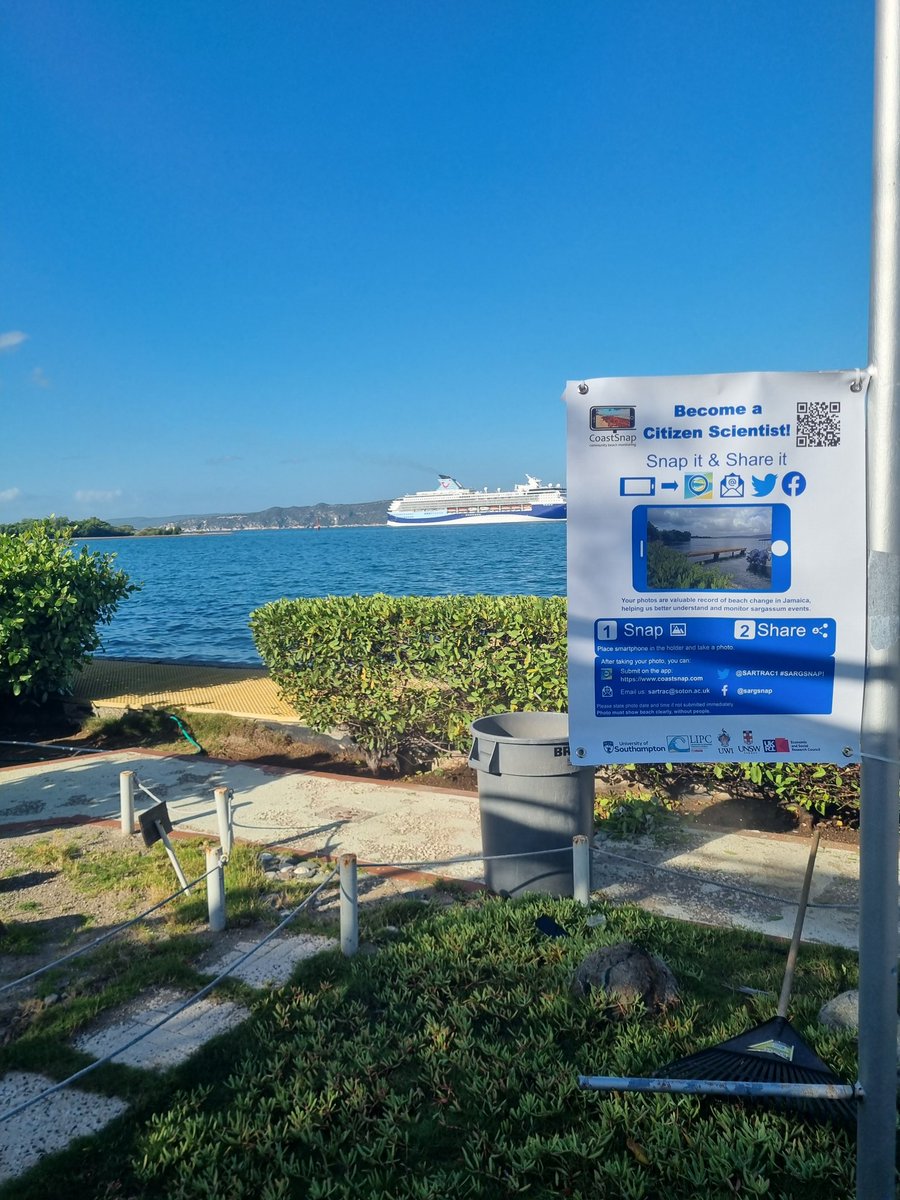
[30,367,50,388]
[74,489,122,504]
[0,487,22,503]
[0,331,28,352]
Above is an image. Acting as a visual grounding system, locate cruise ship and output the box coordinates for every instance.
[387,475,567,526]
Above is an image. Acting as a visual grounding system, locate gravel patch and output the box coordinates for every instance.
[0,1071,127,1183]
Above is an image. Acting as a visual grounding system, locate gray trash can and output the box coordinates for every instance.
[468,711,594,898]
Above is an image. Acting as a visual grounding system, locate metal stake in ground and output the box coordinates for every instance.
[138,801,190,892]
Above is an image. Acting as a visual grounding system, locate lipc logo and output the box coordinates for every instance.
[684,473,713,500]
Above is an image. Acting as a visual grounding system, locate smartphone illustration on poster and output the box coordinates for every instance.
[631,503,791,591]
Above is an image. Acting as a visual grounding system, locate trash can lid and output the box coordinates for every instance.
[470,711,569,744]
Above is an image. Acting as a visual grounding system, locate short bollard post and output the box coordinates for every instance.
[214,787,233,856]
[340,853,358,957]
[206,846,226,933]
[119,771,135,835]
[573,836,591,906]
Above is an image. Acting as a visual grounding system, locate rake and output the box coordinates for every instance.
[579,827,858,1125]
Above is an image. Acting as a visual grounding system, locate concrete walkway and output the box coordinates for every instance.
[0,747,871,946]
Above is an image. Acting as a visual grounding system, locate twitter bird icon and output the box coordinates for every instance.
[752,473,777,496]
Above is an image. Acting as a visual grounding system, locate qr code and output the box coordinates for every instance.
[796,401,841,447]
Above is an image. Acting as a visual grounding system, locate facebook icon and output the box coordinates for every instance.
[781,471,807,497]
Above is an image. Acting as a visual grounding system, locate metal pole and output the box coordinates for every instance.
[859,3,900,1194]
[340,853,358,957]
[119,770,135,835]
[214,787,233,857]
[206,846,226,933]
[572,835,590,905]
[578,1075,857,1101]
[155,822,190,891]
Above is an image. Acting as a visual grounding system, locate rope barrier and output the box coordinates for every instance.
[356,843,574,870]
[0,868,338,1126]
[0,739,104,756]
[0,863,221,996]
[134,778,167,806]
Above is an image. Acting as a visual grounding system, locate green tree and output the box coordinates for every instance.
[0,520,138,701]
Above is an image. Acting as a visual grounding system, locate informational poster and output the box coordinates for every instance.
[565,371,867,764]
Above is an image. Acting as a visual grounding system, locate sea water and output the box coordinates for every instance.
[84,523,567,665]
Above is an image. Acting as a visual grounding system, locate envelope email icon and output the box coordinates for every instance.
[719,473,744,498]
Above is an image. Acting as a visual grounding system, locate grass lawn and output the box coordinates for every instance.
[0,857,865,1200]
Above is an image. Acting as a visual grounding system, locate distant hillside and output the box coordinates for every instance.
[113,499,391,531]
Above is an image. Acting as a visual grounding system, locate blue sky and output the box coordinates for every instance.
[1,1,874,521]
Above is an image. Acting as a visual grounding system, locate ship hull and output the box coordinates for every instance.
[387,504,566,526]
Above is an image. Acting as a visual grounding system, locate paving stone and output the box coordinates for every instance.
[202,933,337,988]
[0,1071,127,1183]
[73,987,248,1069]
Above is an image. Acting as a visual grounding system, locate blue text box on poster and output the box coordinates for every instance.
[593,616,835,717]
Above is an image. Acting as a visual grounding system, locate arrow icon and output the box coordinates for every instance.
[660,481,679,490]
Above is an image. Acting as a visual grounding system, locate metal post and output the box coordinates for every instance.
[119,770,135,835]
[155,821,190,891]
[206,846,226,933]
[572,835,590,905]
[860,3,900,1195]
[340,853,358,957]
[214,787,233,857]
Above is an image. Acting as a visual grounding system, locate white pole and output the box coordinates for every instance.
[572,835,590,905]
[214,787,233,857]
[206,846,226,933]
[859,3,900,1194]
[119,770,135,835]
[155,822,190,891]
[340,853,358,957]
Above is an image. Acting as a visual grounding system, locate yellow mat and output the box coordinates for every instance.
[72,658,296,720]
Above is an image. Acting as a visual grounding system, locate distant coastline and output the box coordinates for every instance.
[108,498,391,533]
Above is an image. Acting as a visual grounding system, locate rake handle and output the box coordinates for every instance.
[777,826,822,1019]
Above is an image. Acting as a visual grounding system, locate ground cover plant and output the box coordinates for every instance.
[0,888,862,1200]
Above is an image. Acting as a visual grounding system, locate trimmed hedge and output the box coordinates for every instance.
[250,594,567,770]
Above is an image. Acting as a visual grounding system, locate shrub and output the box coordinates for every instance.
[250,593,567,770]
[0,519,137,702]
